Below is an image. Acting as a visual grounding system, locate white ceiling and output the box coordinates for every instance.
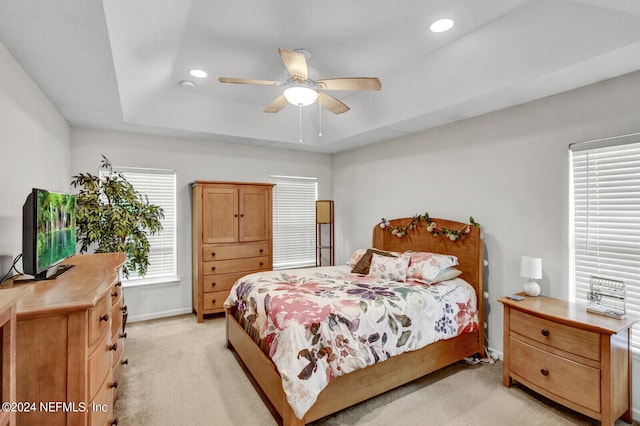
[1,0,640,154]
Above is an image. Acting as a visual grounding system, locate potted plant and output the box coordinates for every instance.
[70,155,164,278]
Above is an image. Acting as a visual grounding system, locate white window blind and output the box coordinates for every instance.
[270,175,317,270]
[570,136,640,351]
[102,168,177,283]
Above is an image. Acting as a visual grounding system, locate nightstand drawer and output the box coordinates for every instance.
[510,309,600,361]
[510,337,600,412]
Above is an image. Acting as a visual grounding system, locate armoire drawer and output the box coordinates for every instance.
[88,331,112,401]
[202,243,270,261]
[203,256,270,275]
[203,291,227,312]
[202,272,247,293]
[510,309,600,361]
[510,337,600,411]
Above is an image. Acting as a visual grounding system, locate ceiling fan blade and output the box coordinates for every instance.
[317,77,382,91]
[317,92,350,115]
[278,49,308,81]
[264,94,288,113]
[218,77,280,86]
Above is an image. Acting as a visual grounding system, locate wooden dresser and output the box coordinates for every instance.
[499,295,636,425]
[191,181,274,322]
[2,253,127,425]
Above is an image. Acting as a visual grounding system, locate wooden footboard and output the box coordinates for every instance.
[226,307,483,425]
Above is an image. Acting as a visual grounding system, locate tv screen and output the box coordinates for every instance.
[22,188,77,279]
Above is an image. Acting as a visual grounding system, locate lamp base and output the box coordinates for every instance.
[523,281,541,297]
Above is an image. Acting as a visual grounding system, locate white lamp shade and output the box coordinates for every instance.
[283,86,318,106]
[520,256,542,279]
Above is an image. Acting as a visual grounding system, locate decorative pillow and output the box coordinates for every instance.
[405,251,459,282]
[368,253,410,282]
[411,267,462,285]
[351,249,397,274]
[347,249,368,267]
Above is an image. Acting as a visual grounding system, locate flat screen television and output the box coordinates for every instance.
[22,188,77,280]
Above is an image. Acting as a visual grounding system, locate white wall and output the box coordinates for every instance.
[0,41,70,276]
[333,69,640,415]
[70,128,333,322]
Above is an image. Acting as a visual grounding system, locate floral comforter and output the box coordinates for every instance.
[224,265,478,419]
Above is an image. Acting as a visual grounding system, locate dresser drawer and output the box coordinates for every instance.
[88,331,113,401]
[510,337,600,411]
[510,309,600,361]
[89,376,114,426]
[89,294,111,346]
[203,256,270,275]
[202,243,270,261]
[203,291,227,312]
[202,272,248,293]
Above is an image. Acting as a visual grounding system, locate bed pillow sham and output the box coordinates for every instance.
[404,251,459,281]
[368,252,410,282]
[350,248,398,274]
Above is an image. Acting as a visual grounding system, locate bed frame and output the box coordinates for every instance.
[225,217,485,425]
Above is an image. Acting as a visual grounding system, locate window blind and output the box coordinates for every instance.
[270,175,317,270]
[101,168,177,282]
[570,137,640,351]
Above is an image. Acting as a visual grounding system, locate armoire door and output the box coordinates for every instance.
[239,186,271,242]
[202,187,238,244]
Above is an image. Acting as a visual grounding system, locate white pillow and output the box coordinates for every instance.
[368,253,410,282]
[412,268,462,285]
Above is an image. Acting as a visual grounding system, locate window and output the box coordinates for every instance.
[101,167,177,284]
[569,134,640,350]
[270,175,317,269]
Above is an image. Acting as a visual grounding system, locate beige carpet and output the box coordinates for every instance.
[114,314,635,425]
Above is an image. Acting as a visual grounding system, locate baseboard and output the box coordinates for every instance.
[127,307,192,323]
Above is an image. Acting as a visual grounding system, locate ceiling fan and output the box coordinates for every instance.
[218,48,382,115]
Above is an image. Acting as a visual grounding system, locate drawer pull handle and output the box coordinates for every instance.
[541,329,550,337]
[211,299,216,305]
[122,358,129,366]
[211,252,216,257]
[110,418,119,426]
[260,262,264,266]
[120,332,128,339]
[240,214,245,218]
[540,368,549,376]
[109,380,119,389]
[211,266,216,271]
[234,214,238,218]
[112,291,119,298]
[99,314,110,322]
[259,248,264,253]
[115,282,122,288]
[211,282,216,288]
[109,343,118,351]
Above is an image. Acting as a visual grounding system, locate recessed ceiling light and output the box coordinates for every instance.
[429,18,454,33]
[180,80,195,88]
[189,69,208,78]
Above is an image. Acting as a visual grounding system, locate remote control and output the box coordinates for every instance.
[507,294,525,301]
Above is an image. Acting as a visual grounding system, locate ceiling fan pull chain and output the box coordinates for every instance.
[318,97,322,137]
[299,105,303,143]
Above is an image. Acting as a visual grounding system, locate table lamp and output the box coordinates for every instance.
[521,256,542,296]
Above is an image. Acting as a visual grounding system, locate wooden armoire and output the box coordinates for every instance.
[191,181,274,322]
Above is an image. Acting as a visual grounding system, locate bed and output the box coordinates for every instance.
[224,216,485,425]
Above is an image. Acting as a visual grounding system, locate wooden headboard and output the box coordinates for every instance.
[372,217,485,342]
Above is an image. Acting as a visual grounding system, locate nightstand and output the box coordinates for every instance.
[498,294,637,425]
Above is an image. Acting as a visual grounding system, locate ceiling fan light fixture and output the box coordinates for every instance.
[189,69,208,78]
[283,86,318,106]
[429,18,454,33]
